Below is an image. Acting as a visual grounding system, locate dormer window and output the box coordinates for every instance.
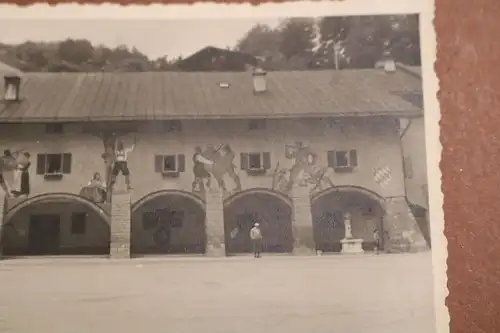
[252,68,267,93]
[4,75,21,101]
[46,123,64,134]
[248,119,266,131]
[162,120,182,133]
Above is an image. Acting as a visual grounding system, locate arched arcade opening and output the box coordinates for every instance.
[1,193,111,257]
[223,188,293,255]
[130,190,206,256]
[311,186,386,253]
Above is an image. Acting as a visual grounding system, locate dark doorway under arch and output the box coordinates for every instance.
[130,191,206,256]
[223,190,293,254]
[311,187,385,253]
[2,196,110,257]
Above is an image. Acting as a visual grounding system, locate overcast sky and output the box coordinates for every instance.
[0,19,281,59]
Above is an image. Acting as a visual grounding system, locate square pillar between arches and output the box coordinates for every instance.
[109,190,132,259]
[291,186,315,255]
[205,189,225,257]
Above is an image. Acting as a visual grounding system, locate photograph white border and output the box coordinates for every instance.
[0,1,447,332]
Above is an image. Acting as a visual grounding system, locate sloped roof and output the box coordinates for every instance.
[0,61,23,76]
[0,68,422,123]
[395,63,422,80]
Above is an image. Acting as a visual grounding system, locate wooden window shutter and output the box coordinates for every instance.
[262,152,271,170]
[154,155,163,173]
[327,150,336,168]
[349,150,358,167]
[177,154,186,172]
[62,153,72,174]
[36,154,46,175]
[240,153,249,170]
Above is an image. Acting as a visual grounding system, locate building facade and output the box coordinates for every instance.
[0,67,429,258]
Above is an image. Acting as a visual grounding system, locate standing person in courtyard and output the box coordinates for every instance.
[111,138,135,191]
[250,222,263,258]
[373,228,381,255]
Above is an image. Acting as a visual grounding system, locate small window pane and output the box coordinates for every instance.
[248,119,266,130]
[46,154,63,174]
[163,155,177,172]
[46,123,64,134]
[335,151,349,167]
[162,120,182,132]
[248,153,262,169]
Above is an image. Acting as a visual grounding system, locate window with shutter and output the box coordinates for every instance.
[154,155,163,173]
[177,155,186,172]
[262,152,271,170]
[242,152,269,175]
[163,155,177,172]
[240,153,249,170]
[36,154,47,175]
[327,151,336,168]
[45,154,63,174]
[349,150,358,167]
[329,149,358,172]
[248,153,262,170]
[37,153,71,179]
[62,153,72,174]
[155,154,185,177]
[335,151,349,167]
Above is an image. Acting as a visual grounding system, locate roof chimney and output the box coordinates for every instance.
[252,67,267,94]
[4,75,21,102]
[384,59,396,73]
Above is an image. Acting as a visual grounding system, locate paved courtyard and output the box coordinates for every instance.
[0,252,436,333]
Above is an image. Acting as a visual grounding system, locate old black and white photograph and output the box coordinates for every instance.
[0,2,445,333]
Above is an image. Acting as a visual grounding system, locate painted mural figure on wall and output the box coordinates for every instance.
[0,150,16,195]
[80,172,107,203]
[0,149,27,197]
[192,146,213,193]
[11,152,31,199]
[273,141,334,194]
[192,144,242,196]
[101,140,115,188]
[110,138,136,191]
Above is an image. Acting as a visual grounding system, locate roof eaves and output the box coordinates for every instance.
[0,109,423,123]
[395,63,422,80]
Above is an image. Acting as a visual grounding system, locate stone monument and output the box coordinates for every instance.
[340,212,364,254]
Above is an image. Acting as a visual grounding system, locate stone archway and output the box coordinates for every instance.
[130,190,206,256]
[1,193,110,257]
[311,186,386,253]
[223,188,293,254]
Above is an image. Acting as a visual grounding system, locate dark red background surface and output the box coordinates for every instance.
[1,0,498,331]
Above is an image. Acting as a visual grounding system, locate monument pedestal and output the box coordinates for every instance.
[340,238,364,254]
